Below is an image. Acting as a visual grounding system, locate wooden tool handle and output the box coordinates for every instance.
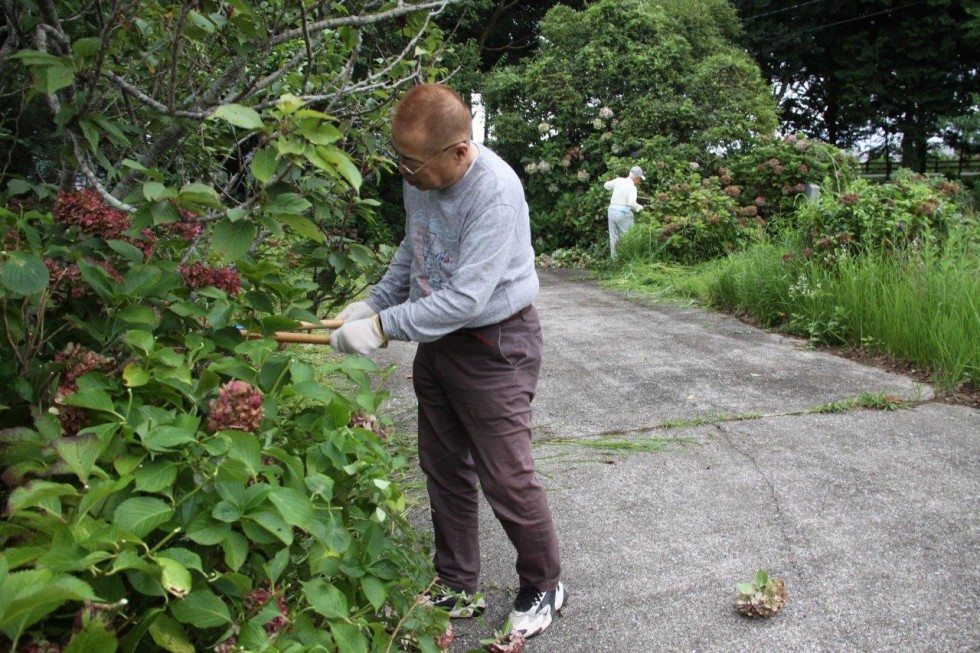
[237,318,345,344]
[238,329,333,345]
[293,318,345,330]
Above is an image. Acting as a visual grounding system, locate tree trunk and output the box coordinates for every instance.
[900,121,928,173]
[884,126,892,181]
[823,78,842,146]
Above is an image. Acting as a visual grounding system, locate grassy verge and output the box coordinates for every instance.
[601,227,980,394]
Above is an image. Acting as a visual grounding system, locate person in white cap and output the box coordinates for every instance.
[603,165,645,258]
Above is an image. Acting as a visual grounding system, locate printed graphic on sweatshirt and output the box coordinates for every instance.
[410,212,456,297]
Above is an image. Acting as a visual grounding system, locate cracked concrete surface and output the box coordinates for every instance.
[370,268,980,652]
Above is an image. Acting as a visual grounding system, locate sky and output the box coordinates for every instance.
[472,93,486,143]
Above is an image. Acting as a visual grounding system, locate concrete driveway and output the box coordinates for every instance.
[371,268,980,653]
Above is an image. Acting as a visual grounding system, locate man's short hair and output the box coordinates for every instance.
[393,84,472,143]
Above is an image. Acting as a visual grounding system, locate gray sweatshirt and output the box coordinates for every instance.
[366,144,538,342]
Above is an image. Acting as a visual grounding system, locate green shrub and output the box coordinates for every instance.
[797,169,969,255]
[616,160,764,265]
[483,0,778,254]
[724,134,858,228]
[0,195,447,652]
[544,134,862,264]
[530,185,609,253]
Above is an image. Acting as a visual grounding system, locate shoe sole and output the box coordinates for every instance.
[555,584,568,612]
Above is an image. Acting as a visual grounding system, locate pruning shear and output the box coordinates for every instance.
[236,319,344,345]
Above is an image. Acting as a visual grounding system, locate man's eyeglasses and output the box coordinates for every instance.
[394,140,468,176]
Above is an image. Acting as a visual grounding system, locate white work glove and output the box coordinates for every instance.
[334,300,376,322]
[329,315,387,355]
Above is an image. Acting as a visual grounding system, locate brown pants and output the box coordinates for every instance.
[413,306,561,593]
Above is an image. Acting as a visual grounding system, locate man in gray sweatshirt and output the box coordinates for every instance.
[329,84,566,639]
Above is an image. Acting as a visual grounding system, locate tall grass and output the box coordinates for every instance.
[701,234,797,327]
[704,228,980,390]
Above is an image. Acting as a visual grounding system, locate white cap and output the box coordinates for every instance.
[629,165,645,180]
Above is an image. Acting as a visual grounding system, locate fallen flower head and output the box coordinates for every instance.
[735,569,787,618]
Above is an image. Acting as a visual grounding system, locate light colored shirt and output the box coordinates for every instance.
[366,144,538,342]
[604,176,642,212]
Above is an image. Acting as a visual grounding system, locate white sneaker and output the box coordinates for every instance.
[508,582,568,638]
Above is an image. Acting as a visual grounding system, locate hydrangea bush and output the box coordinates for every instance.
[503,116,857,268]
[615,158,765,265]
[795,169,970,256]
[0,191,449,652]
[0,1,457,649]
[723,134,858,229]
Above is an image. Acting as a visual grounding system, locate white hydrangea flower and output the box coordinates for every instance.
[601,131,612,140]
[524,162,538,174]
[559,157,571,168]
[548,183,559,193]
[611,144,622,154]
[576,170,590,182]
[538,121,552,134]
[689,161,700,170]
[598,106,614,120]
[537,160,552,173]
[592,118,604,130]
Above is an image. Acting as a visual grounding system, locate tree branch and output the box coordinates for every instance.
[476,0,521,55]
[70,132,137,212]
[313,7,442,114]
[298,0,315,92]
[104,72,210,119]
[113,57,250,198]
[169,2,192,112]
[108,1,449,120]
[38,23,71,55]
[232,34,324,102]
[316,31,364,112]
[181,53,248,109]
[0,0,24,43]
[270,0,458,46]
[37,0,65,44]
[1,87,25,178]
[81,0,122,115]
[0,25,17,67]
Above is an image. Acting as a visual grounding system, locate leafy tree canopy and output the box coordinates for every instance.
[733,0,980,169]
[480,0,778,251]
[438,0,588,72]
[1,0,466,308]
[483,0,778,161]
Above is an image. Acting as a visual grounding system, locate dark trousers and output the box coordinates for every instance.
[413,306,561,593]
